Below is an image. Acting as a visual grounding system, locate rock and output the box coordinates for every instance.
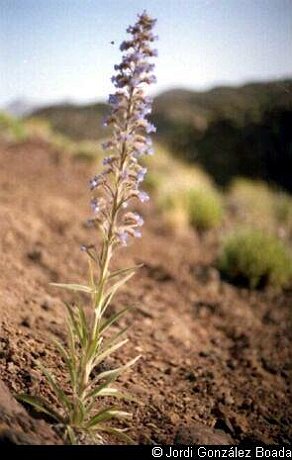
[0,426,38,445]
[169,413,180,425]
[27,248,42,262]
[174,421,234,445]
[0,379,61,444]
[153,330,165,342]
[41,297,54,311]
[21,316,32,328]
[223,394,235,406]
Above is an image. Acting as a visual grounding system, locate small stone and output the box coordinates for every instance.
[227,359,236,370]
[223,394,235,405]
[153,330,165,342]
[7,362,16,372]
[174,421,233,445]
[186,371,197,382]
[169,413,180,424]
[199,351,210,358]
[41,298,54,311]
[165,367,173,375]
[27,249,42,262]
[21,316,32,328]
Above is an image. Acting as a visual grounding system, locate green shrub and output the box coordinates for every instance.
[228,178,274,227]
[218,229,292,289]
[275,193,292,227]
[229,178,292,236]
[143,171,161,192]
[0,112,27,142]
[188,189,223,232]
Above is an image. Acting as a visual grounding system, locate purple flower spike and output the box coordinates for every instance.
[102,156,115,166]
[137,167,147,183]
[88,11,157,247]
[117,231,129,246]
[133,229,142,238]
[89,175,103,190]
[133,212,144,226]
[90,198,100,213]
[46,14,159,438]
[138,191,150,203]
[108,94,119,105]
[147,75,157,84]
[146,123,156,134]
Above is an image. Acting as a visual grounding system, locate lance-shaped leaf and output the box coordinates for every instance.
[52,338,77,389]
[50,283,92,294]
[93,338,128,368]
[38,364,72,413]
[72,398,86,426]
[65,317,78,377]
[108,264,142,281]
[65,303,86,347]
[101,272,135,315]
[65,425,77,445]
[17,394,63,423]
[76,304,89,345]
[102,325,129,351]
[92,425,134,444]
[99,306,131,335]
[86,332,102,363]
[86,407,131,429]
[96,387,139,403]
[91,355,141,385]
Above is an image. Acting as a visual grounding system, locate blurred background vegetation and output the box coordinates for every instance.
[1,77,291,289]
[26,79,292,192]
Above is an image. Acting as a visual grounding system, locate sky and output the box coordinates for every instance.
[0,0,291,108]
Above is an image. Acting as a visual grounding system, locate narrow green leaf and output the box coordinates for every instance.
[52,338,77,389]
[77,304,89,345]
[66,318,78,382]
[38,364,72,413]
[97,387,118,397]
[101,272,135,315]
[86,377,115,400]
[102,326,129,351]
[65,303,85,346]
[86,407,131,429]
[86,333,102,363]
[92,355,141,384]
[93,338,128,368]
[97,388,139,403]
[50,283,92,294]
[73,398,86,425]
[17,394,63,423]
[108,264,142,281]
[99,306,131,335]
[106,272,135,296]
[93,425,134,444]
[66,425,77,445]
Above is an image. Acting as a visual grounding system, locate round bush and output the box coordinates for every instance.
[188,189,223,232]
[218,229,292,289]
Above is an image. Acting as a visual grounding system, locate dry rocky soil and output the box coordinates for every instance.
[0,139,291,444]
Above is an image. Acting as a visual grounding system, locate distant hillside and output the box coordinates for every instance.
[5,99,37,117]
[30,79,292,191]
[31,101,109,141]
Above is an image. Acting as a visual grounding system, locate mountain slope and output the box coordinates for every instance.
[29,79,292,191]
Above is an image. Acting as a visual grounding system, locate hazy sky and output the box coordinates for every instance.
[1,0,291,107]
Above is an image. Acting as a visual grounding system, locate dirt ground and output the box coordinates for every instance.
[0,139,291,444]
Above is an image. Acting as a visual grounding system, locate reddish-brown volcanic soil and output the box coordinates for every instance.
[0,140,291,444]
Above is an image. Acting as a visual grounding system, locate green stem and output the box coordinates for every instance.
[74,81,135,408]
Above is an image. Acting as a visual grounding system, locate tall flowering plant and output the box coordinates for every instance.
[18,11,157,444]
